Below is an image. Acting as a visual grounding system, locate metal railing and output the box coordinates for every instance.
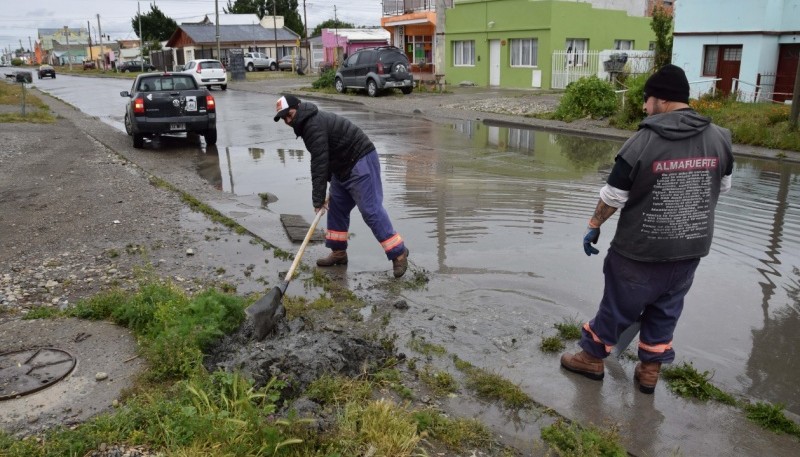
[687,78,721,99]
[382,0,452,16]
[733,77,792,103]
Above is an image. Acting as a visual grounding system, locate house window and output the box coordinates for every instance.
[649,41,656,51]
[405,35,432,64]
[723,47,742,61]
[703,45,719,76]
[453,40,475,66]
[510,38,538,67]
[614,40,633,50]
[566,38,588,66]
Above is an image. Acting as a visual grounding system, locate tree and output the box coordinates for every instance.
[650,1,673,70]
[132,3,178,42]
[224,0,305,37]
[311,19,355,38]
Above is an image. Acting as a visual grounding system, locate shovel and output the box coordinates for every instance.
[613,315,642,358]
[246,204,327,340]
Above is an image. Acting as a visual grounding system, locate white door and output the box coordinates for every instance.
[489,40,501,86]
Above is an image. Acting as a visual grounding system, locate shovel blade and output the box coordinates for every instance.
[613,320,641,358]
[246,286,286,341]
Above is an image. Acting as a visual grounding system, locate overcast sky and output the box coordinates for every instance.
[0,0,383,53]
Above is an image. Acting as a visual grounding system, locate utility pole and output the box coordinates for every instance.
[87,21,93,63]
[334,5,339,65]
[215,0,221,60]
[302,0,309,67]
[28,36,33,64]
[97,14,104,72]
[64,27,73,70]
[272,0,278,61]
[138,2,143,62]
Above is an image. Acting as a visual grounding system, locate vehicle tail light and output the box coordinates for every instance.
[206,95,215,112]
[376,62,384,75]
[133,98,145,115]
[196,63,202,74]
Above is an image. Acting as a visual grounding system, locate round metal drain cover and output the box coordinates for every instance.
[0,348,77,400]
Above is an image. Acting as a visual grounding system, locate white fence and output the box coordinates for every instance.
[551,50,654,89]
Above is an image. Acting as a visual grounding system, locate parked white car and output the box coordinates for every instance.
[243,52,277,71]
[182,59,228,90]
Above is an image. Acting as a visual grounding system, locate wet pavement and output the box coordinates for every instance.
[28,74,800,455]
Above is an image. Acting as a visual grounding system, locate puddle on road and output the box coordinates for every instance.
[193,115,800,416]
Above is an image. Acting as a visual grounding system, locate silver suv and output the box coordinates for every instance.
[182,59,228,90]
[244,52,277,71]
[334,46,413,97]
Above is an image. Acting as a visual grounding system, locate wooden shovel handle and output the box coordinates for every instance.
[284,200,327,284]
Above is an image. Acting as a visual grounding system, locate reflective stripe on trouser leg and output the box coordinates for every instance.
[325,173,356,251]
[579,249,699,363]
[345,150,405,260]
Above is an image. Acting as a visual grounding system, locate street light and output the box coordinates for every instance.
[64,26,73,70]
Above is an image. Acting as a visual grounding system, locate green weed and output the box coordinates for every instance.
[555,320,582,340]
[661,362,737,405]
[419,364,459,396]
[540,336,566,352]
[414,409,494,451]
[452,356,533,410]
[541,418,627,457]
[744,402,800,437]
[408,334,447,357]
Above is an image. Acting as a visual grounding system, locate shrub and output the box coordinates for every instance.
[11,58,23,66]
[619,73,649,125]
[553,76,618,122]
[312,68,336,89]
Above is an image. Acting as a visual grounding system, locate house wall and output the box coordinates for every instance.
[445,0,653,89]
[672,0,800,99]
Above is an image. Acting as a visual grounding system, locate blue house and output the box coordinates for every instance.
[672,0,800,102]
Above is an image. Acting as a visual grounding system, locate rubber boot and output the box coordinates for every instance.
[634,361,661,394]
[560,350,605,380]
[316,250,348,267]
[392,248,409,278]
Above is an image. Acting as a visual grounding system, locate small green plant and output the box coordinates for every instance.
[744,402,800,437]
[452,356,533,410]
[312,68,336,89]
[553,76,618,122]
[419,364,459,396]
[610,72,649,128]
[555,320,582,340]
[540,336,565,352]
[23,307,60,320]
[661,362,737,405]
[413,409,493,451]
[541,419,627,457]
[408,335,447,357]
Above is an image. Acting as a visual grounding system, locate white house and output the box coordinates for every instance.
[672,0,800,102]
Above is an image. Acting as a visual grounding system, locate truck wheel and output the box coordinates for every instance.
[221,84,227,90]
[124,114,132,135]
[270,62,277,71]
[204,129,217,145]
[401,87,412,95]
[335,78,346,94]
[133,133,144,149]
[367,79,379,97]
[247,63,254,72]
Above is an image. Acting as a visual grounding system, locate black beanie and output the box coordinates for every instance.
[644,64,690,104]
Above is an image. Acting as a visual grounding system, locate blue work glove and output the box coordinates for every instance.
[583,226,600,256]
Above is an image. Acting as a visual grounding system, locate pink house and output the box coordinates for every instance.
[321,28,390,67]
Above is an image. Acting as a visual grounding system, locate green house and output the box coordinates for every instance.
[445,0,656,89]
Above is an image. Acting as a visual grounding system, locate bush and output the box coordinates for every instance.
[611,73,649,128]
[553,76,617,122]
[11,58,23,66]
[312,68,336,89]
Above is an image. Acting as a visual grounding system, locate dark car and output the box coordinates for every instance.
[118,60,156,72]
[334,46,413,97]
[37,65,56,79]
[278,55,307,72]
[120,73,217,149]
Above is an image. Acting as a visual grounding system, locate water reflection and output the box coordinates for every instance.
[193,116,800,415]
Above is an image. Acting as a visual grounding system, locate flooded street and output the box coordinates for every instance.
[37,73,800,432]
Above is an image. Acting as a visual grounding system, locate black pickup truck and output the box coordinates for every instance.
[120,72,217,149]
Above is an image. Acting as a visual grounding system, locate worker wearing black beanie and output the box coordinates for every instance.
[643,64,690,104]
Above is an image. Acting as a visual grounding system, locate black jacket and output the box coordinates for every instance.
[290,102,375,207]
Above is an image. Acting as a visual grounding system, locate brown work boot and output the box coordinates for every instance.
[560,350,604,380]
[316,250,348,267]
[634,362,661,394]
[392,248,409,278]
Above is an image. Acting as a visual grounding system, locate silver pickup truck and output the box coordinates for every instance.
[243,52,277,71]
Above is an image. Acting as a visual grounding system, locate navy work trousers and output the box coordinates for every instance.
[325,150,405,260]
[580,248,700,363]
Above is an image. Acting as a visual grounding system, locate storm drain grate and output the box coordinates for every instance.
[0,347,76,400]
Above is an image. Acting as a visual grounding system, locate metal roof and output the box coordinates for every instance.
[179,24,300,44]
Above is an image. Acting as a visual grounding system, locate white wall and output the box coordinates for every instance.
[675,0,800,33]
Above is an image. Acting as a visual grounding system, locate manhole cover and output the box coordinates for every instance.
[0,348,76,400]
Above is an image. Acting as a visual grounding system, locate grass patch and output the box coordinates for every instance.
[407,334,447,357]
[540,336,566,352]
[452,356,533,410]
[541,418,627,457]
[744,402,800,438]
[414,409,494,450]
[555,320,582,340]
[419,364,459,396]
[661,362,737,405]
